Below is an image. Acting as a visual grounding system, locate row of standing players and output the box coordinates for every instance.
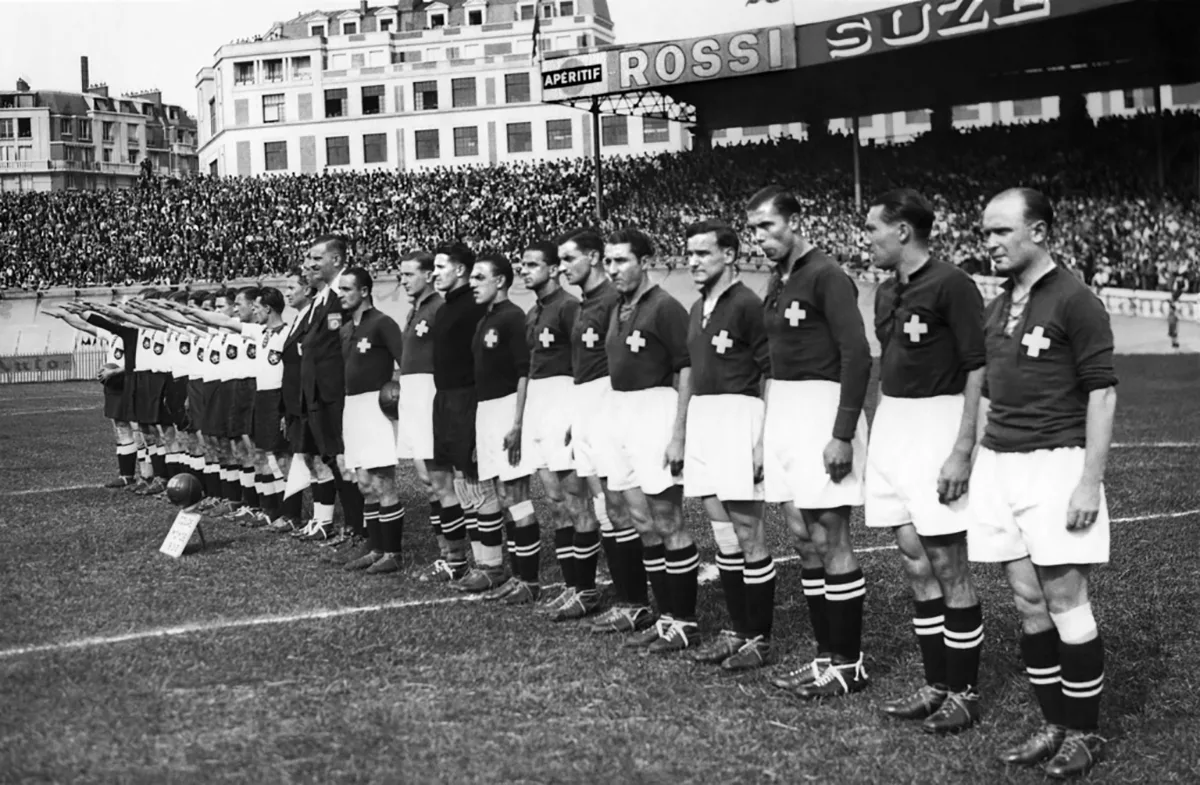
[58,184,1116,781]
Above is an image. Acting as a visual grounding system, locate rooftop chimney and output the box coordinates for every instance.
[360,0,369,15]
[16,77,30,92]
[81,56,89,93]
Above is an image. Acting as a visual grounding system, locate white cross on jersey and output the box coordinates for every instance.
[1022,326,1051,358]
[484,329,499,349]
[784,301,807,327]
[903,314,928,343]
[626,330,646,353]
[711,330,734,355]
[357,337,372,354]
[581,327,600,349]
[538,328,555,349]
[415,320,429,337]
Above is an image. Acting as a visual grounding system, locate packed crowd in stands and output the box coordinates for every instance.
[2,111,1198,293]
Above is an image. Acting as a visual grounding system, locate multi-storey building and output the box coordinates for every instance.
[195,0,698,176]
[0,66,198,193]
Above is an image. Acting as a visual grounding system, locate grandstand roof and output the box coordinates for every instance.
[543,0,1200,129]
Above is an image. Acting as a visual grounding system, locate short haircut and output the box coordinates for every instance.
[558,228,604,256]
[343,266,373,294]
[996,187,1055,234]
[685,219,740,257]
[258,286,285,315]
[606,227,655,261]
[477,252,515,289]
[213,288,231,304]
[138,287,160,299]
[523,240,560,266]
[435,242,476,273]
[311,234,348,258]
[189,290,208,307]
[202,291,218,308]
[236,286,262,304]
[401,250,435,272]
[168,290,190,304]
[872,188,935,243]
[287,265,306,280]
[746,185,802,219]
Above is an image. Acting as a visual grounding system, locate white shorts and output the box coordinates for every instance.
[571,377,617,479]
[763,380,867,509]
[684,394,765,502]
[607,387,680,495]
[396,373,435,461]
[967,446,1110,566]
[525,376,575,473]
[866,394,972,536]
[343,391,399,471]
[476,393,536,483]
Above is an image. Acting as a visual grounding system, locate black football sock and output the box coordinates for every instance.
[513,523,542,584]
[554,526,577,589]
[825,568,866,663]
[440,504,468,569]
[335,474,365,537]
[801,567,833,655]
[363,502,382,552]
[743,556,777,640]
[1060,635,1104,732]
[150,450,167,481]
[505,518,519,576]
[476,510,505,569]
[913,597,948,688]
[429,500,443,540]
[642,543,670,617]
[716,550,747,635]
[665,544,700,620]
[1021,628,1067,726]
[116,443,137,478]
[944,604,984,693]
[380,503,405,554]
[617,528,647,605]
[573,529,601,591]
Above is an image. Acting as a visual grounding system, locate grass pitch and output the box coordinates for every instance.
[1,355,1198,784]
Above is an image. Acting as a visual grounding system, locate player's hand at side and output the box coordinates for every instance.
[564,426,572,447]
[823,438,853,483]
[752,437,764,485]
[937,449,971,504]
[1066,481,1102,530]
[664,435,684,477]
[504,425,522,467]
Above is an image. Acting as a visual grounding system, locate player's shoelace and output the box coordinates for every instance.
[1053,733,1103,764]
[927,690,974,722]
[736,635,766,656]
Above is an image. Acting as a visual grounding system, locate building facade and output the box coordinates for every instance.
[0,83,198,193]
[196,0,695,177]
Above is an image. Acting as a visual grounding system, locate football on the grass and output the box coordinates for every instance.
[379,380,400,421]
[166,472,204,507]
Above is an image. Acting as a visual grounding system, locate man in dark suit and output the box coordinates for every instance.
[297,236,365,548]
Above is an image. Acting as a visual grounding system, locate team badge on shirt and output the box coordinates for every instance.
[210,350,220,364]
[625,330,646,353]
[226,344,238,360]
[327,313,342,331]
[153,342,165,355]
[247,344,257,360]
[268,350,282,365]
[415,320,429,337]
[114,347,124,360]
[142,336,152,349]
[357,338,372,354]
[783,301,807,327]
[902,314,928,343]
[180,341,191,355]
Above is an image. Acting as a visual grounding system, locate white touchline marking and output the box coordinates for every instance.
[1,484,102,497]
[0,507,1196,659]
[0,405,100,416]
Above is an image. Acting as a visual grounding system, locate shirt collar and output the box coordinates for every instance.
[446,284,470,303]
[583,279,614,301]
[624,282,658,309]
[1000,262,1059,293]
[537,287,565,306]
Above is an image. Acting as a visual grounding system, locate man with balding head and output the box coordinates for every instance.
[970,188,1116,778]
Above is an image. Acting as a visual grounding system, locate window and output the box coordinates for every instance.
[953,105,980,122]
[601,116,627,147]
[264,59,284,82]
[542,3,553,17]
[127,123,140,143]
[291,56,311,80]
[905,109,931,124]
[507,122,532,153]
[78,120,92,141]
[263,94,285,123]
[234,62,255,85]
[643,117,670,144]
[446,47,461,60]
[102,121,114,142]
[857,116,874,129]
[577,34,590,48]
[16,118,32,138]
[351,53,365,69]
[380,18,393,31]
[326,136,350,166]
[363,133,387,163]
[1122,89,1137,110]
[0,119,11,139]
[361,85,384,115]
[520,3,535,20]
[743,125,767,136]
[342,21,357,35]
[452,77,477,108]
[712,128,727,138]
[58,118,72,137]
[209,160,218,177]
[429,12,446,27]
[128,149,139,165]
[453,126,478,157]
[414,129,439,160]
[102,148,112,163]
[468,9,483,24]
[414,81,438,111]
[329,53,348,70]
[546,119,572,150]
[325,88,347,118]
[560,1,574,15]
[1013,99,1042,117]
[311,24,325,37]
[264,141,287,171]
[505,72,530,104]
[208,99,216,134]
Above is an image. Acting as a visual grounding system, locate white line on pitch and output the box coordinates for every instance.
[2,484,101,497]
[0,507,1196,660]
[1112,442,1199,449]
[0,405,99,416]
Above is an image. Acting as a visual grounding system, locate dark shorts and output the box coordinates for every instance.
[103,376,135,422]
[206,380,233,438]
[252,389,285,452]
[186,379,206,433]
[195,380,218,434]
[164,376,189,430]
[432,386,478,477]
[285,415,307,455]
[303,398,344,460]
[226,378,256,439]
[134,371,168,426]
